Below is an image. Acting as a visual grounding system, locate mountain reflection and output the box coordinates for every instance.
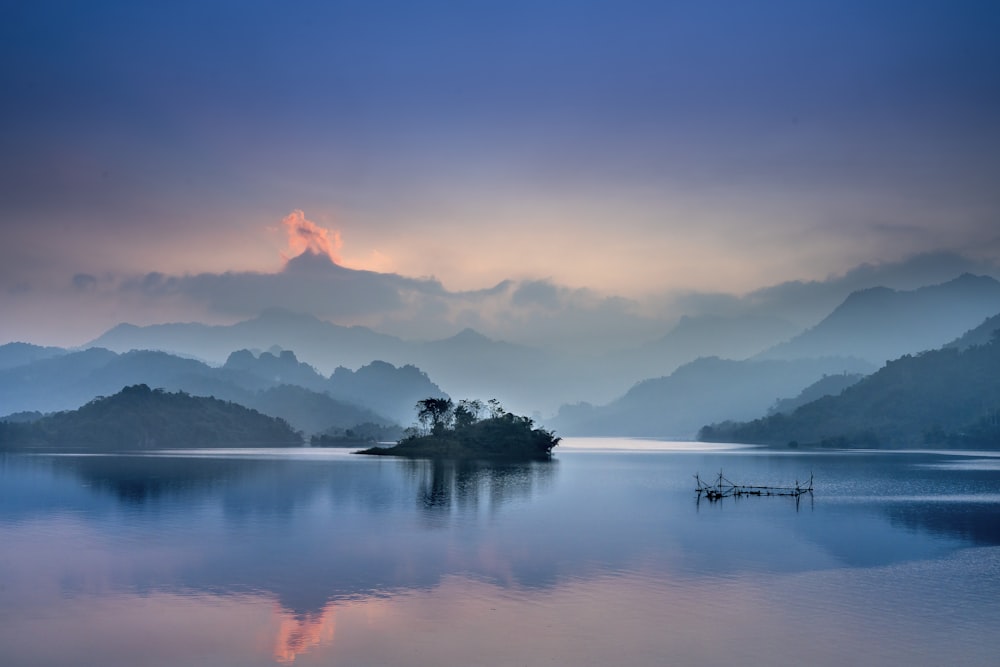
[884,501,1000,546]
[37,451,557,515]
[7,452,561,618]
[46,453,273,503]
[4,448,996,639]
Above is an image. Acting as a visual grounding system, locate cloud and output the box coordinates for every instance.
[72,273,98,292]
[735,251,1000,327]
[281,210,343,264]
[640,250,1000,334]
[36,244,999,352]
[511,280,561,309]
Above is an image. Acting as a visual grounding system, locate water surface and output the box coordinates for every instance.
[1,440,998,666]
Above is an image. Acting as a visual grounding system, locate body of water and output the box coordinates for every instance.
[2,439,999,666]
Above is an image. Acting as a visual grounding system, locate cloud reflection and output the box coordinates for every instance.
[272,603,337,664]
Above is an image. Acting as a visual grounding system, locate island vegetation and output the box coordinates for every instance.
[358,398,560,460]
[0,384,302,451]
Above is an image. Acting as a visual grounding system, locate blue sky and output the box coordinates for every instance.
[2,0,999,345]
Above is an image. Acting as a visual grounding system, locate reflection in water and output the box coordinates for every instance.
[2,447,1000,666]
[272,604,337,664]
[884,500,1000,546]
[403,458,557,518]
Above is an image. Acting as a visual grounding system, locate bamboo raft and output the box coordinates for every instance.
[695,470,813,501]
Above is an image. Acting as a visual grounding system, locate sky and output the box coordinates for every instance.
[2,0,999,348]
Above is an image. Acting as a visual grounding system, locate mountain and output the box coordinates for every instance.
[0,384,302,450]
[328,360,445,424]
[0,348,246,415]
[0,347,120,412]
[242,385,387,436]
[645,314,798,367]
[548,355,874,438]
[86,307,409,370]
[413,329,552,410]
[86,312,591,415]
[0,342,67,370]
[223,348,329,392]
[75,272,998,418]
[767,373,866,415]
[946,312,1000,350]
[0,347,435,435]
[756,274,1000,364]
[700,327,1000,448]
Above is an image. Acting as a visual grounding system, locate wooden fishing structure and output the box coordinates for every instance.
[695,470,813,501]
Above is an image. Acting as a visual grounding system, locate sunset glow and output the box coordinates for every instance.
[281,210,344,266]
[272,603,337,664]
[0,2,997,347]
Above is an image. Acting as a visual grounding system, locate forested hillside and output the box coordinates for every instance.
[0,384,302,450]
[700,332,1000,448]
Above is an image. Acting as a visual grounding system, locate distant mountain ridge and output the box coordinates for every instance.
[0,342,67,370]
[70,272,1000,421]
[767,373,866,416]
[87,307,408,370]
[548,355,874,438]
[700,322,1000,448]
[0,345,443,435]
[83,310,580,415]
[756,274,1000,364]
[647,314,797,363]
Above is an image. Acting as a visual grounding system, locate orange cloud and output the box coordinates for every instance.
[281,209,343,264]
[272,603,337,664]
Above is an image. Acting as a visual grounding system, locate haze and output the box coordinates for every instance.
[2,1,999,350]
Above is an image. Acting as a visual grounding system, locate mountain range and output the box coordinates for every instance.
[549,355,875,438]
[76,274,1000,418]
[3,272,999,443]
[755,274,1000,364]
[700,316,1000,448]
[547,274,1000,438]
[0,346,443,436]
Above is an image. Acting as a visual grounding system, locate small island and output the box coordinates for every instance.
[357,398,560,460]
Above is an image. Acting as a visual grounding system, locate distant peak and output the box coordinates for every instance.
[253,307,322,324]
[283,250,344,273]
[944,273,997,287]
[448,328,491,343]
[839,285,894,306]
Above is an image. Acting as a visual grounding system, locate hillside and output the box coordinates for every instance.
[947,312,1000,350]
[548,355,874,438]
[0,346,427,435]
[85,307,409,370]
[700,329,1000,448]
[645,314,798,366]
[0,384,303,450]
[0,342,66,370]
[82,311,571,415]
[767,373,866,415]
[756,274,1000,364]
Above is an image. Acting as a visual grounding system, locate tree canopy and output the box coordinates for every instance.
[0,384,302,450]
[358,397,560,460]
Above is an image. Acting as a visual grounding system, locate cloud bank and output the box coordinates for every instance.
[2,208,998,351]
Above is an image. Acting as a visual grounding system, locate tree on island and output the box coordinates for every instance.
[416,397,455,435]
[358,397,560,460]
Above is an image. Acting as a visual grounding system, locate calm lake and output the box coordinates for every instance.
[2,439,999,666]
